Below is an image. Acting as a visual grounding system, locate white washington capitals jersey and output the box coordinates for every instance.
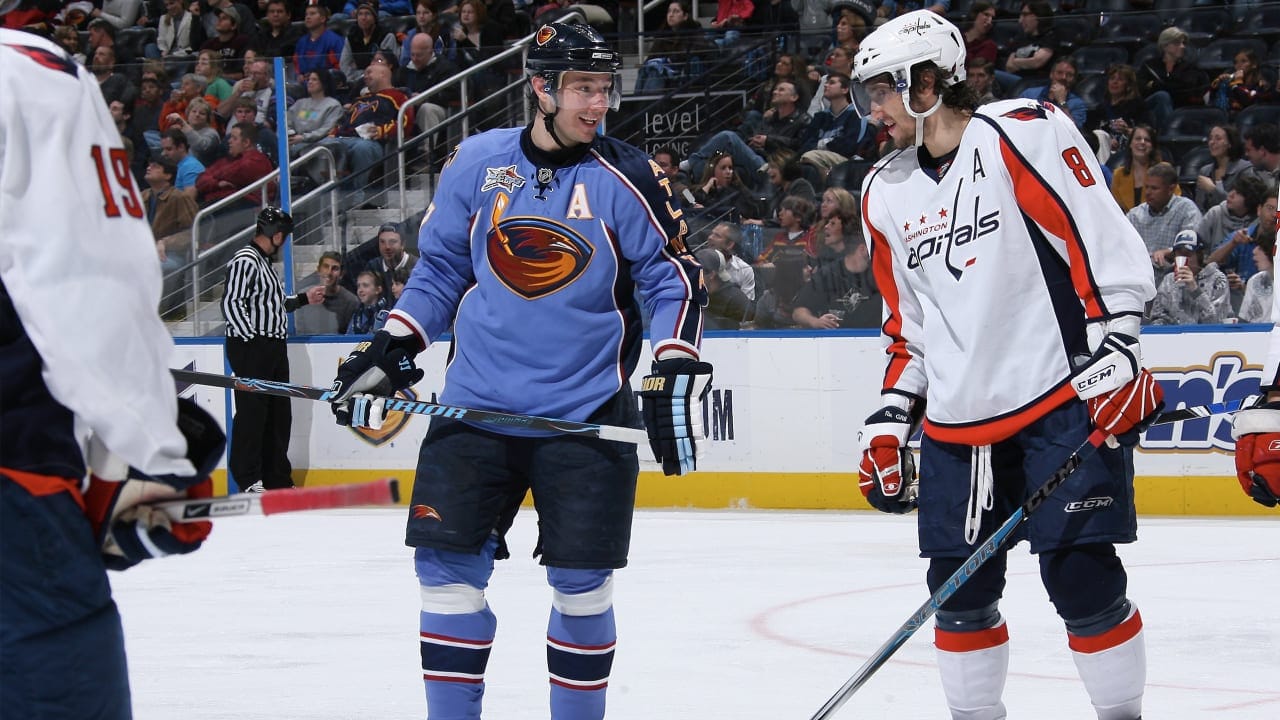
[861,99,1155,445]
[0,29,194,477]
[389,127,703,431]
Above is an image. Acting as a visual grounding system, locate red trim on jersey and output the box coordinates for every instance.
[864,191,911,390]
[1068,609,1143,654]
[1,468,84,510]
[997,139,1104,319]
[924,383,1078,445]
[934,622,1009,653]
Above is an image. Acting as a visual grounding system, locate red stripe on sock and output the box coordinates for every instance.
[549,677,609,691]
[934,622,1010,653]
[1068,609,1143,654]
[423,674,484,684]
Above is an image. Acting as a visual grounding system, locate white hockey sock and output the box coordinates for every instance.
[934,622,1010,720]
[1069,606,1145,720]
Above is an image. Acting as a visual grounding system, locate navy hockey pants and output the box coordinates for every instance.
[0,472,132,719]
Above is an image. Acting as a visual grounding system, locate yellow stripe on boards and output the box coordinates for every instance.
[257,470,1279,517]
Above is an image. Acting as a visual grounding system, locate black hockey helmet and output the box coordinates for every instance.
[527,22,620,77]
[256,206,294,239]
[526,22,621,110]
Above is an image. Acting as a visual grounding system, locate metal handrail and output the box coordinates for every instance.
[185,145,338,336]
[393,9,591,218]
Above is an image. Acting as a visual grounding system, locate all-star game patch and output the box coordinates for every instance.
[482,165,526,193]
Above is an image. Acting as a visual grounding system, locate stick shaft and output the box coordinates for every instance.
[809,430,1108,720]
[172,368,649,445]
[154,478,400,522]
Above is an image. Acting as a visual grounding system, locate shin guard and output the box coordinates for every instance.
[1069,604,1145,720]
[934,622,1010,720]
[546,568,616,720]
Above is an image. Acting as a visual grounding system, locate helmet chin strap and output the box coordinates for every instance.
[902,92,945,147]
[534,77,576,151]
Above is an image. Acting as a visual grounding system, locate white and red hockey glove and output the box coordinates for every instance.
[1072,318,1164,446]
[1231,401,1280,508]
[84,398,225,571]
[857,403,919,514]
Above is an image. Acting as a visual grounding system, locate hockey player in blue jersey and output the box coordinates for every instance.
[0,8,226,719]
[328,20,713,720]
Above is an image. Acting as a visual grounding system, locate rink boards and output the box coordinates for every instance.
[174,326,1276,516]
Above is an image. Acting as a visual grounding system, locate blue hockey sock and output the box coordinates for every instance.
[547,606,616,719]
[420,604,496,720]
[415,543,499,720]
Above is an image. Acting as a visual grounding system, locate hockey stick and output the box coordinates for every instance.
[172,368,649,445]
[808,430,1107,720]
[808,393,1261,719]
[152,477,401,522]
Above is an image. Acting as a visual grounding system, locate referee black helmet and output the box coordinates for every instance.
[256,206,293,239]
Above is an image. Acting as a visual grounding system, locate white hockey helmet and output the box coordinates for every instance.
[851,10,966,143]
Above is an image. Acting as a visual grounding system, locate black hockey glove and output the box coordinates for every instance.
[639,358,714,476]
[331,330,424,426]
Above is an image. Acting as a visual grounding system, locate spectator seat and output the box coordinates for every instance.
[1234,6,1280,43]
[1235,104,1280,137]
[1177,145,1213,189]
[1196,38,1268,73]
[1073,72,1108,110]
[1091,14,1162,53]
[1172,8,1234,47]
[1071,45,1129,76]
[1164,106,1229,159]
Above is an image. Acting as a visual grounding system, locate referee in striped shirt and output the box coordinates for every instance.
[220,207,324,493]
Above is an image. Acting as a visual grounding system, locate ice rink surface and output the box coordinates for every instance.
[114,508,1280,719]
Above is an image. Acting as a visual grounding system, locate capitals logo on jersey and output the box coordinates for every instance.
[905,176,1001,279]
[486,192,594,299]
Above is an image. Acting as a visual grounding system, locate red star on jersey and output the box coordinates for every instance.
[919,214,927,224]
[903,220,911,232]
[938,208,948,218]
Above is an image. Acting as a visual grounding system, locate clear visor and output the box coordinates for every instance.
[851,69,909,118]
[549,72,622,112]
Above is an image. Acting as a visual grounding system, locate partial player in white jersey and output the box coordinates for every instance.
[0,18,224,719]
[851,12,1162,719]
[1232,184,1280,508]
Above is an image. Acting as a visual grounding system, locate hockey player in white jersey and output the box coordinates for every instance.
[1232,185,1280,507]
[851,11,1162,720]
[0,13,225,719]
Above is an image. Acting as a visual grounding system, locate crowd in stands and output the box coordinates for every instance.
[651,0,1280,331]
[6,0,1280,333]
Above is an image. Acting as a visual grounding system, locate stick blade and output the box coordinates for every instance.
[258,478,401,516]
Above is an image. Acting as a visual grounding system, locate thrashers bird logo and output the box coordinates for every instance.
[536,25,557,46]
[412,505,443,521]
[486,193,594,299]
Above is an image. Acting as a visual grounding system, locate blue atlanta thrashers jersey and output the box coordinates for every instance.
[389,127,704,432]
[861,99,1155,445]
